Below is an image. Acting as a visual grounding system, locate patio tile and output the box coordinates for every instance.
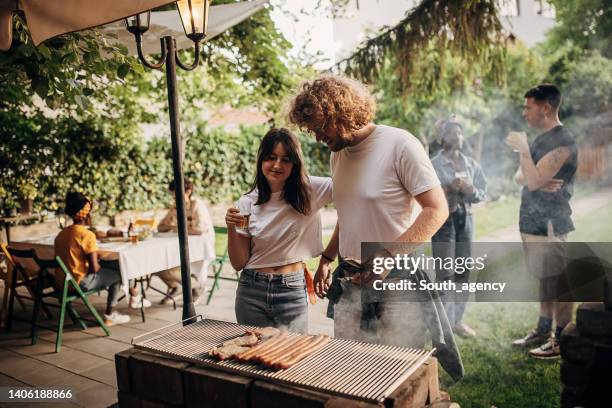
[80,361,117,388]
[73,381,118,408]
[84,324,145,344]
[0,372,28,387]
[37,331,130,360]
[9,342,109,374]
[0,349,45,379]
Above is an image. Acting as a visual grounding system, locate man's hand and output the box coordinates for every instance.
[505,131,529,154]
[539,178,564,193]
[314,259,332,298]
[452,177,475,195]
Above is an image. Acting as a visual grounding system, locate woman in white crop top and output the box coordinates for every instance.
[225,128,332,332]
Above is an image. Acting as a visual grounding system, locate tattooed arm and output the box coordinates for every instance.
[520,146,571,192]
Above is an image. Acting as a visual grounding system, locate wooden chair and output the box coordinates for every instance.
[3,245,52,331]
[31,251,110,353]
[206,226,239,305]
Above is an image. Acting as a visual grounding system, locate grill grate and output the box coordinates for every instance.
[132,317,434,403]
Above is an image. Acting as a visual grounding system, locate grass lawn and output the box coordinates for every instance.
[473,196,520,238]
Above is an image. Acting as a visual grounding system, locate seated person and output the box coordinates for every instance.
[156,179,215,305]
[54,192,147,326]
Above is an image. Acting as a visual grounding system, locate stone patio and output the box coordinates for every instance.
[0,274,334,408]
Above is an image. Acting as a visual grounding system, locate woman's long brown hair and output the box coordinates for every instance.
[250,128,311,215]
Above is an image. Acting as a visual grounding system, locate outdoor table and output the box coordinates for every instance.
[10,232,214,295]
[0,214,42,243]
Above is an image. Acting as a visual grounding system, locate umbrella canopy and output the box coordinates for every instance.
[100,1,268,54]
[0,0,176,50]
[1,0,269,52]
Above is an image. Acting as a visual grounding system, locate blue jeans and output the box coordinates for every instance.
[235,269,308,333]
[431,210,474,325]
[79,260,122,311]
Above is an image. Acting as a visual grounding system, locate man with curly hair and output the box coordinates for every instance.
[288,75,451,349]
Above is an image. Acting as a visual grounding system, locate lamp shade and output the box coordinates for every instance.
[125,11,151,34]
[176,0,210,42]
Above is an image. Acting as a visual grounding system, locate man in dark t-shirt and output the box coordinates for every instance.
[506,84,577,359]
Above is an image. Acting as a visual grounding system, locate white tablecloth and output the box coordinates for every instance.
[11,232,215,293]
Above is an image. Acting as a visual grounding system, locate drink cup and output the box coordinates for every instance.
[235,201,251,234]
[507,131,526,152]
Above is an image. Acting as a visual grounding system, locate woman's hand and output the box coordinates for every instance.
[225,207,243,229]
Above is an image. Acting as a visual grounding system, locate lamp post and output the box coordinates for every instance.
[126,0,210,325]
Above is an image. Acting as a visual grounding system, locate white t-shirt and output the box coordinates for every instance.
[331,124,440,261]
[237,176,333,269]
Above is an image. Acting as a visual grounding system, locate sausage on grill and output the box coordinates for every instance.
[259,335,313,366]
[274,335,331,370]
[235,332,287,361]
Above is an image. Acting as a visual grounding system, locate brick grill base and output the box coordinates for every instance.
[559,303,612,408]
[115,348,451,408]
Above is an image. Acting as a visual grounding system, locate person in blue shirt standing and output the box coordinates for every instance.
[431,115,487,338]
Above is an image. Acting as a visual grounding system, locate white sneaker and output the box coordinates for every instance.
[129,295,152,309]
[104,311,131,326]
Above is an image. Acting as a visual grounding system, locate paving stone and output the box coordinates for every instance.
[38,332,131,361]
[0,350,46,379]
[80,361,118,388]
[10,343,109,374]
[85,324,145,344]
[0,372,28,387]
[74,381,118,408]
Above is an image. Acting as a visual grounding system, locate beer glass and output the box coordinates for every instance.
[234,200,251,234]
[507,131,526,153]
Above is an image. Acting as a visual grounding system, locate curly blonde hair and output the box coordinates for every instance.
[287,75,376,138]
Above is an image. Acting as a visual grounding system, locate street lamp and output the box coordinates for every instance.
[125,0,211,324]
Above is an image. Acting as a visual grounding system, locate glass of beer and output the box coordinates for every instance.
[507,131,526,152]
[235,201,251,234]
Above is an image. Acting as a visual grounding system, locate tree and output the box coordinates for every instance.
[0,2,301,213]
[335,0,507,94]
[547,0,612,58]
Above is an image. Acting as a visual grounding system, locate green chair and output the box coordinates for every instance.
[206,226,239,305]
[23,250,110,352]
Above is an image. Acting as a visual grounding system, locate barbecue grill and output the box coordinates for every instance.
[132,316,434,404]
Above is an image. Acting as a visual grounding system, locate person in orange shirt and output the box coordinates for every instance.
[54,192,132,325]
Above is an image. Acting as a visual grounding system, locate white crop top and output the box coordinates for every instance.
[237,176,333,269]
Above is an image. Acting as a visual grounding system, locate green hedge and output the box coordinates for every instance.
[0,114,330,215]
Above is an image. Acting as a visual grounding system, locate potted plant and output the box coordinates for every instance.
[17,181,37,215]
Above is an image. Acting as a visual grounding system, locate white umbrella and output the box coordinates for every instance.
[101,1,269,54]
[0,0,176,50]
[0,0,269,52]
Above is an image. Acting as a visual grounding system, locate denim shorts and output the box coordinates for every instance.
[235,269,308,333]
